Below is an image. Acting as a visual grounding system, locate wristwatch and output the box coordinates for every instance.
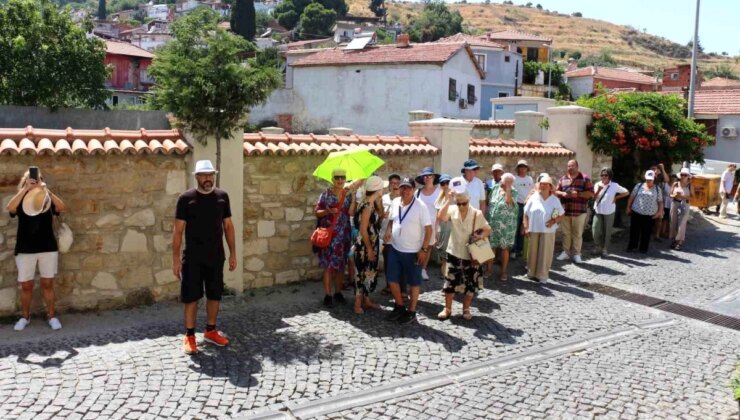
[420,247,429,253]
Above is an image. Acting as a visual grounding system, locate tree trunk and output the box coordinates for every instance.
[216,137,221,187]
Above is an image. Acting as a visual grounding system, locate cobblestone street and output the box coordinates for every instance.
[0,214,738,419]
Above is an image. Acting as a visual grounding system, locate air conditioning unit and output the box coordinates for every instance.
[458,98,468,109]
[721,126,737,138]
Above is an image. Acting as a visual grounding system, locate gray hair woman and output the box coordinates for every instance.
[486,172,518,281]
[6,167,66,331]
[522,176,564,283]
[669,168,693,250]
[437,188,491,320]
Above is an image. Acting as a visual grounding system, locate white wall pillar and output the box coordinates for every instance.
[409,118,474,176]
[514,111,545,142]
[547,105,594,176]
[184,126,245,293]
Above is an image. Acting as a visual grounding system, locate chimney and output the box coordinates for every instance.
[276,113,292,133]
[328,127,353,136]
[396,33,410,48]
[567,58,577,71]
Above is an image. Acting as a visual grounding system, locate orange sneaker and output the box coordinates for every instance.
[203,329,230,347]
[183,335,198,355]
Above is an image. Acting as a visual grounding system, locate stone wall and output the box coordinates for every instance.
[474,155,572,180]
[242,153,434,289]
[0,155,186,315]
[471,126,515,140]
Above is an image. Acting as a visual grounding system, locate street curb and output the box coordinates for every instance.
[236,318,675,420]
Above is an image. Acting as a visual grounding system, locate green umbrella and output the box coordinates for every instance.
[313,148,385,183]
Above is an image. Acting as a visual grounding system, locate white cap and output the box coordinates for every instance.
[365,175,384,192]
[450,176,468,195]
[644,170,655,181]
[491,163,504,172]
[193,160,217,174]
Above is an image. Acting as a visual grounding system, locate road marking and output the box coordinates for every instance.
[237,319,675,420]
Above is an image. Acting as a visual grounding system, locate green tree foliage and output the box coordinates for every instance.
[368,0,384,18]
[98,0,106,19]
[148,8,281,184]
[0,0,109,109]
[523,61,564,85]
[231,0,256,40]
[577,50,618,68]
[255,10,270,35]
[408,1,463,43]
[569,50,582,60]
[275,0,346,31]
[277,8,299,29]
[687,38,704,54]
[577,93,714,174]
[300,3,336,38]
[703,63,739,80]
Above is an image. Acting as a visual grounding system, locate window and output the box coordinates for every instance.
[448,78,457,101]
[670,73,679,80]
[527,48,539,61]
[504,55,511,63]
[498,92,509,98]
[112,95,119,106]
[474,53,486,72]
[467,84,476,105]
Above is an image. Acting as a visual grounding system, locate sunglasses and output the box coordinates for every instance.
[457,201,469,206]
[333,176,346,180]
[680,174,689,177]
[440,181,450,186]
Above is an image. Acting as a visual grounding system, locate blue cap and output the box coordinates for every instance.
[439,174,452,183]
[461,159,480,173]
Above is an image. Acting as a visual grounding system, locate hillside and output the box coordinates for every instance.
[349,0,740,74]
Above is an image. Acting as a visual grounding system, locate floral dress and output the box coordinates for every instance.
[352,201,380,296]
[486,184,519,249]
[315,188,352,272]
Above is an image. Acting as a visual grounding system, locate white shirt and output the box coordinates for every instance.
[417,187,440,243]
[720,170,735,194]
[465,177,486,210]
[513,175,535,204]
[593,181,628,215]
[380,193,395,244]
[524,192,564,234]
[390,196,432,253]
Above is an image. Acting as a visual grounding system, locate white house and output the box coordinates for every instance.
[144,3,170,20]
[693,87,740,168]
[249,37,484,135]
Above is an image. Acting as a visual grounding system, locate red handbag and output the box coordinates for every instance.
[311,189,346,249]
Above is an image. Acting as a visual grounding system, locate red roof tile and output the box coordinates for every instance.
[467,119,516,128]
[565,66,658,85]
[243,133,439,156]
[469,138,574,157]
[106,40,155,58]
[701,77,740,88]
[694,88,740,115]
[485,29,552,43]
[0,127,188,156]
[290,42,477,69]
[435,33,505,49]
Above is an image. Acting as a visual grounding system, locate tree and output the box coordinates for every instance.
[409,1,463,42]
[577,50,618,68]
[0,0,109,109]
[687,38,704,54]
[275,0,346,32]
[703,63,740,80]
[572,11,582,17]
[231,0,256,40]
[255,10,270,35]
[277,9,299,30]
[300,3,336,38]
[536,3,542,9]
[148,8,282,185]
[569,50,582,60]
[577,93,714,183]
[98,0,106,20]
[369,0,385,19]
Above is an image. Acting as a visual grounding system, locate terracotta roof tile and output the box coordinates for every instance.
[0,127,189,156]
[694,88,740,115]
[291,42,470,68]
[243,132,439,156]
[105,40,155,58]
[566,66,658,85]
[485,29,552,43]
[469,138,574,157]
[466,119,516,128]
[435,33,505,49]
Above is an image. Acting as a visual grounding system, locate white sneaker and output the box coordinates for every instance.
[421,269,429,280]
[539,278,549,284]
[14,318,30,331]
[572,255,583,264]
[601,250,609,257]
[556,251,570,261]
[510,252,517,260]
[48,317,62,331]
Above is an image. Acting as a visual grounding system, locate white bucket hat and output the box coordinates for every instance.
[193,160,218,175]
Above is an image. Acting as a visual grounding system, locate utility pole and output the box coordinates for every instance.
[687,0,700,118]
[547,45,552,99]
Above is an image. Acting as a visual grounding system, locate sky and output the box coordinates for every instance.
[462,0,738,55]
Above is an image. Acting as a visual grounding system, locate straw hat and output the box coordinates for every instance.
[22,188,52,216]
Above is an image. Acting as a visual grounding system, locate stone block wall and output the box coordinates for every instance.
[242,153,434,289]
[471,126,515,140]
[474,155,572,180]
[0,155,186,315]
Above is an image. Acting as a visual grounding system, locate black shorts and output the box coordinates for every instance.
[181,260,224,303]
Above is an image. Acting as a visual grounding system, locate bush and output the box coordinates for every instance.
[570,50,582,60]
[572,11,582,17]
[523,61,564,85]
[577,50,618,68]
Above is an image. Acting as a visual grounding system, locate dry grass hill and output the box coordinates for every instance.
[348,0,740,74]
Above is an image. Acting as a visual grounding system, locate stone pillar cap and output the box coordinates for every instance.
[328,127,353,136]
[261,127,285,134]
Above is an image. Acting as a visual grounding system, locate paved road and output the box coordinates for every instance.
[0,216,737,419]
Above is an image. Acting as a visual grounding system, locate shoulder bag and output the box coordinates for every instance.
[311,189,346,249]
[467,211,494,264]
[53,213,74,253]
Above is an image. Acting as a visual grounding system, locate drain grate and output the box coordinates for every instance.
[555,280,740,332]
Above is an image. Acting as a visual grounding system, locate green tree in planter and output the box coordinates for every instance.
[0,0,109,109]
[231,0,256,40]
[577,93,714,182]
[148,8,282,186]
[300,3,336,38]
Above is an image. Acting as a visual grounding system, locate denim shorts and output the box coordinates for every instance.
[385,246,422,287]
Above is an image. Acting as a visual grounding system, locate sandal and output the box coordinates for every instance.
[500,274,508,282]
[462,308,473,320]
[437,308,452,320]
[353,306,365,315]
[674,242,682,250]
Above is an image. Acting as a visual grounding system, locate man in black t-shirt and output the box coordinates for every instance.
[172,160,237,355]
